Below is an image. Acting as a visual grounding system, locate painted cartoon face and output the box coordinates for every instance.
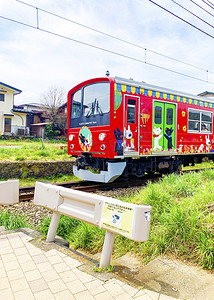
[153,127,162,135]
[125,125,133,139]
[79,127,92,152]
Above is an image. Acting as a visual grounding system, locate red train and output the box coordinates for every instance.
[67,75,214,182]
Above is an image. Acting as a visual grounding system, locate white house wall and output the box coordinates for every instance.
[0,88,14,135]
[0,83,26,135]
[12,113,26,127]
[0,89,13,113]
[0,111,3,133]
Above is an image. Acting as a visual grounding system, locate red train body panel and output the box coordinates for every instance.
[67,76,214,182]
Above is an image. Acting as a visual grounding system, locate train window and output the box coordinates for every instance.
[71,89,81,118]
[166,108,173,125]
[201,112,212,132]
[202,111,212,122]
[189,110,200,121]
[83,83,110,117]
[188,109,212,133]
[70,82,110,128]
[188,110,200,132]
[155,106,162,124]
[127,99,136,123]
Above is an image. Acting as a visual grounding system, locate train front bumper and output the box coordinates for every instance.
[73,161,126,183]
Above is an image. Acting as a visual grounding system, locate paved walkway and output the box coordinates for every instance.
[0,231,177,300]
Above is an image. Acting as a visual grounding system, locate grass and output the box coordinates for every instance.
[0,210,27,230]
[119,170,214,269]
[17,174,81,187]
[39,169,214,270]
[0,139,71,161]
[183,160,214,170]
[39,216,105,253]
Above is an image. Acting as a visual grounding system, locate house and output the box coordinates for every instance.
[198,91,214,99]
[57,102,67,135]
[0,82,29,136]
[13,103,44,137]
[0,81,68,137]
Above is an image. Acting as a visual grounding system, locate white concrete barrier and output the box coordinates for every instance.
[34,181,151,268]
[0,180,19,205]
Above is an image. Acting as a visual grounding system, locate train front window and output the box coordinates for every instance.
[83,83,110,117]
[71,89,81,118]
[70,82,110,128]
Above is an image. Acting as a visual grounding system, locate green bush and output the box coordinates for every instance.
[45,124,60,139]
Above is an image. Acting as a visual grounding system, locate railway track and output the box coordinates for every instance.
[19,174,161,201]
[18,167,211,202]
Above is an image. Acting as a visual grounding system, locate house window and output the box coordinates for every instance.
[0,94,5,101]
[4,118,11,133]
[188,109,212,133]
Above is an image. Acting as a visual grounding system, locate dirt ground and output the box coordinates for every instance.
[114,253,214,300]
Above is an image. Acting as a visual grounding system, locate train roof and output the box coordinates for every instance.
[114,76,214,104]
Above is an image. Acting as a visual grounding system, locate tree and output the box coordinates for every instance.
[40,86,66,138]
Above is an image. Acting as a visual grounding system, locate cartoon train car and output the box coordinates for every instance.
[67,76,214,182]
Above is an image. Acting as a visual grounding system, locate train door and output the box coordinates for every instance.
[124,96,139,153]
[153,101,176,151]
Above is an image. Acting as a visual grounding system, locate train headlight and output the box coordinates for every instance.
[99,133,106,141]
[69,134,74,141]
[100,144,106,150]
[70,144,74,149]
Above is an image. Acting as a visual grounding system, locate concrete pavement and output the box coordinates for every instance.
[0,229,177,300]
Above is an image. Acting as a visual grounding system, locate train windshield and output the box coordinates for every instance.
[70,82,110,128]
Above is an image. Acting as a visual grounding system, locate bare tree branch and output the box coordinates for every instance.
[40,86,65,125]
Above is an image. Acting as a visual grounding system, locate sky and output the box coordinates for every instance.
[1,0,214,105]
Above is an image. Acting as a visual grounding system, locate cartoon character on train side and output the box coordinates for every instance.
[153,127,163,150]
[124,125,135,151]
[164,127,174,150]
[114,127,124,156]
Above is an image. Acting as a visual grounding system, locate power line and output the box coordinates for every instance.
[15,0,212,74]
[169,0,214,30]
[189,0,214,18]
[207,0,214,8]
[1,13,213,86]
[148,0,214,40]
[201,0,214,10]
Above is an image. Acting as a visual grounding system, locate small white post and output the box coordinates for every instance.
[41,128,44,149]
[99,230,116,269]
[46,211,60,242]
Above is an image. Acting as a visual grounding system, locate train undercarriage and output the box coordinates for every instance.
[73,153,214,183]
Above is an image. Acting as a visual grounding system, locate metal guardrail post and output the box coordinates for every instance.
[46,211,61,242]
[99,230,116,268]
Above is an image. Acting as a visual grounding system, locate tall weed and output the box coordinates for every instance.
[68,223,105,253]
[0,210,27,230]
[39,215,80,239]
